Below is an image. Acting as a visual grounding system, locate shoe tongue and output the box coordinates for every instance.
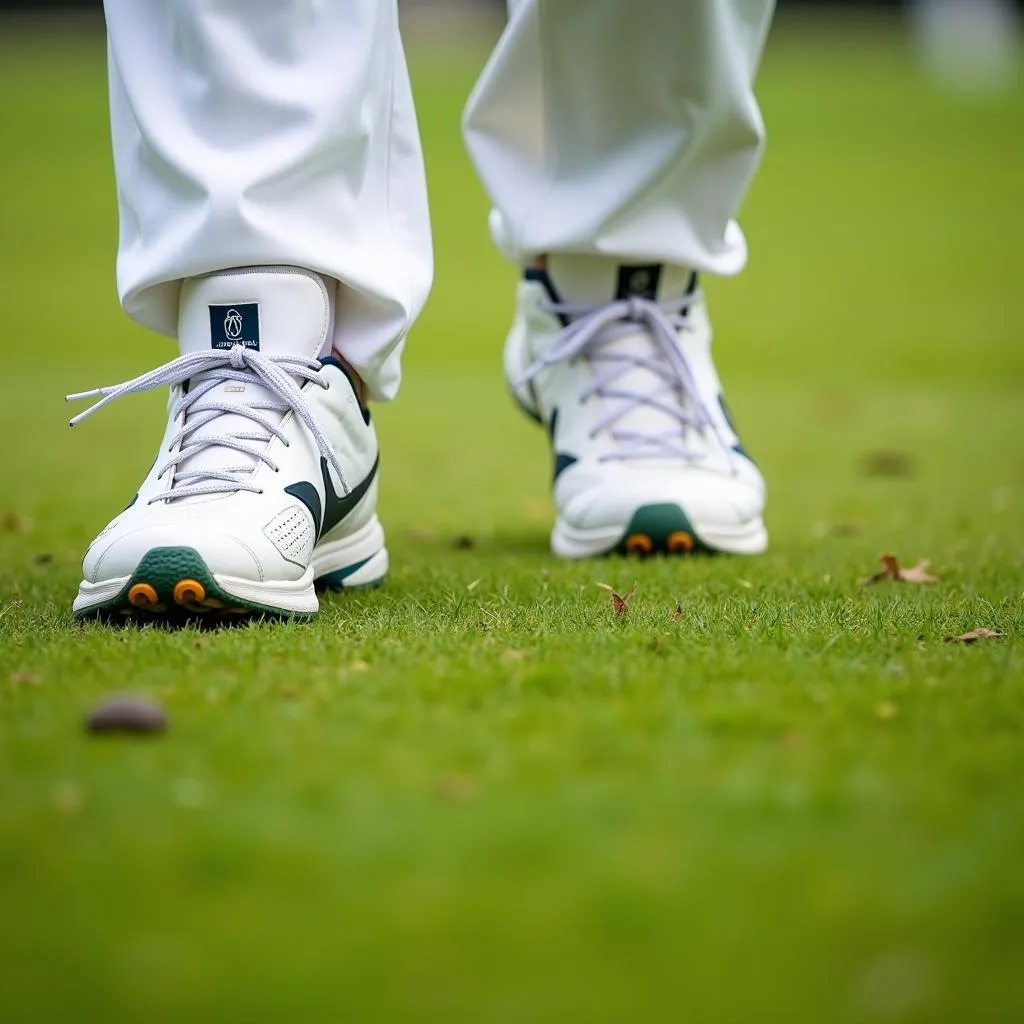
[179,266,332,360]
[544,256,697,461]
[171,267,333,499]
[544,255,694,306]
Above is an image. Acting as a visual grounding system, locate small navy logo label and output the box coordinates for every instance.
[209,303,260,350]
[224,309,243,340]
[629,270,651,293]
[616,264,661,301]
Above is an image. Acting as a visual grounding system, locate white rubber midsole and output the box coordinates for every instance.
[74,566,319,615]
[216,566,318,613]
[551,515,769,559]
[74,576,132,613]
[312,515,388,586]
[73,516,390,614]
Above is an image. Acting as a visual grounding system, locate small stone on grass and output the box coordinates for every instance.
[85,694,167,736]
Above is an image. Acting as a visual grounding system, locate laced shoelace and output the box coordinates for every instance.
[516,293,733,464]
[67,344,347,502]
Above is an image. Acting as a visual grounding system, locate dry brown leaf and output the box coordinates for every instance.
[596,582,637,615]
[860,554,939,586]
[0,511,32,533]
[859,450,915,478]
[944,628,1005,645]
[9,671,41,686]
[830,523,861,538]
[898,559,940,584]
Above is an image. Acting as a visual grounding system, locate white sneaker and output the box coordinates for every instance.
[504,257,767,558]
[68,266,387,621]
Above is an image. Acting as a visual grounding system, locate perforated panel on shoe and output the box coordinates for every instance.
[264,504,316,564]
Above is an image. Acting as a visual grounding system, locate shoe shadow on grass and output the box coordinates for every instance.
[78,612,304,632]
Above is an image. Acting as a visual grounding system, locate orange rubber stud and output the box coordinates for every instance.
[624,533,654,555]
[173,579,207,606]
[666,530,696,553]
[128,583,160,609]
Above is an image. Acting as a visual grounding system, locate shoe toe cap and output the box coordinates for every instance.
[558,464,765,532]
[84,522,267,584]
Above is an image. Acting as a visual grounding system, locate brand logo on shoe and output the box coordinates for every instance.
[224,309,243,340]
[209,303,260,351]
[616,264,661,301]
[284,456,379,540]
[629,270,651,294]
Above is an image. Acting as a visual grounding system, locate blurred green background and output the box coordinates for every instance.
[1,8,1023,1024]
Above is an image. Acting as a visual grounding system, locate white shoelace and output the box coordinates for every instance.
[67,344,347,502]
[516,294,732,463]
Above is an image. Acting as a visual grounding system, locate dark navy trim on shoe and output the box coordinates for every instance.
[318,355,371,425]
[525,267,569,326]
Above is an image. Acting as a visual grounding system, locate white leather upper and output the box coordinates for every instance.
[81,268,379,585]
[505,277,766,535]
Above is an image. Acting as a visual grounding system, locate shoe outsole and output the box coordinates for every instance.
[73,546,318,623]
[613,503,711,557]
[552,503,767,559]
[509,386,762,560]
[315,555,386,591]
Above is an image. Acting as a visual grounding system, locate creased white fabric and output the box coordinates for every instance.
[463,0,776,274]
[104,0,773,399]
[104,0,432,401]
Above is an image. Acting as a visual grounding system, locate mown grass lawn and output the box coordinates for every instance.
[1,15,1022,1024]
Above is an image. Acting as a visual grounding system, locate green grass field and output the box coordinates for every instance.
[1,15,1023,1023]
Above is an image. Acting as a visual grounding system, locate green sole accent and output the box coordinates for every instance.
[315,556,386,592]
[74,546,316,623]
[612,503,711,557]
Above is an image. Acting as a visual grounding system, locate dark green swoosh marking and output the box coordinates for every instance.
[553,453,578,482]
[719,394,757,466]
[547,406,578,482]
[283,480,321,535]
[285,455,379,539]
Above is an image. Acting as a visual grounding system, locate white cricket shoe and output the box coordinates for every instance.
[68,266,386,621]
[505,258,767,558]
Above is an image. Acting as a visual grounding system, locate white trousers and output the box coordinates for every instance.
[104,0,774,400]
